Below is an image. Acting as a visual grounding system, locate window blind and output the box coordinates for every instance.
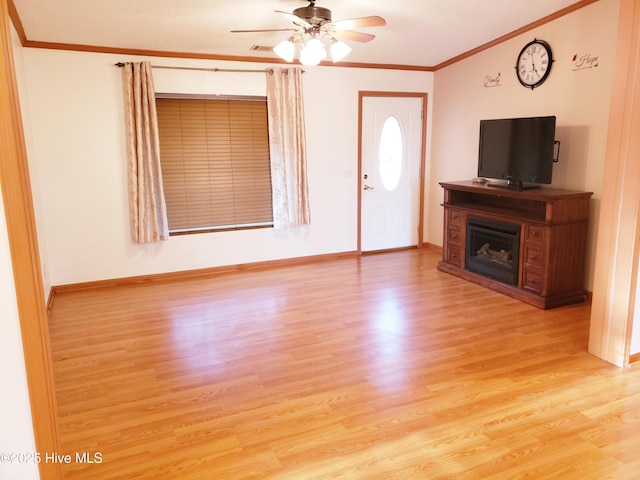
[156,97,273,233]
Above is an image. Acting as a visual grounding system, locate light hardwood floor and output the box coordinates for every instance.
[48,248,640,479]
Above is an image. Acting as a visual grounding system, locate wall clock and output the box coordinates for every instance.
[515,39,553,89]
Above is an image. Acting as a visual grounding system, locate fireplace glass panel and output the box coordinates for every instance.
[466,217,520,285]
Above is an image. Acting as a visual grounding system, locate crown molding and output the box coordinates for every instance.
[20,39,435,71]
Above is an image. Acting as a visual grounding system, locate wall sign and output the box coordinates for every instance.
[572,53,599,71]
[484,73,502,88]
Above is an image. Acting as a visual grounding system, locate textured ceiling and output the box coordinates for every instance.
[12,0,589,68]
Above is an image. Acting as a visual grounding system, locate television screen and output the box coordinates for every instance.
[478,116,556,189]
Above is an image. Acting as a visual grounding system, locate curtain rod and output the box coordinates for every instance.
[114,63,303,74]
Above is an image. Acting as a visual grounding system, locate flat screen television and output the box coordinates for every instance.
[477,115,556,190]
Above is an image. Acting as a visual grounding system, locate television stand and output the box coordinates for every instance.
[438,181,593,309]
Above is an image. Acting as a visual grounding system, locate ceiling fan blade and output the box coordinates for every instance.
[275,10,312,29]
[330,30,376,43]
[231,28,299,33]
[326,16,386,31]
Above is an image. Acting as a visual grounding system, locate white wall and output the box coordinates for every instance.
[428,0,620,291]
[19,50,433,286]
[0,181,39,479]
[11,26,51,299]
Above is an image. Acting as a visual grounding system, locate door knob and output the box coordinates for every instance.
[364,185,374,190]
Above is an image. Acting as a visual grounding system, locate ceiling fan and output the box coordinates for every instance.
[231,0,386,65]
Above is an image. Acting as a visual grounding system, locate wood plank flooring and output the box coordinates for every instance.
[48,248,640,479]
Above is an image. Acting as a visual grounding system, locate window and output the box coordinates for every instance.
[378,115,404,192]
[156,96,273,234]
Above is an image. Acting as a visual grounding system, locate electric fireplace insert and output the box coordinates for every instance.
[466,216,521,285]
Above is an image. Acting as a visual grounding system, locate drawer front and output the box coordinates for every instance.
[448,208,462,226]
[524,245,544,269]
[523,268,543,293]
[446,244,463,267]
[447,226,462,245]
[526,224,546,244]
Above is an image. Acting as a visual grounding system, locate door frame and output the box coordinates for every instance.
[357,91,428,254]
[1,0,62,478]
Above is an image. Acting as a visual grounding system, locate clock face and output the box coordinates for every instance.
[516,40,553,89]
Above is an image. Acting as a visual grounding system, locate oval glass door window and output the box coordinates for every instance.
[378,116,404,191]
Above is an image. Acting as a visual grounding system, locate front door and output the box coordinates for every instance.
[360,95,424,252]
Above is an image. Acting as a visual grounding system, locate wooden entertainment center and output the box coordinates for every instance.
[438,181,593,309]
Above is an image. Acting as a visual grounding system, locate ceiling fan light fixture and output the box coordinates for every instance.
[273,38,295,62]
[232,2,385,66]
[330,39,351,62]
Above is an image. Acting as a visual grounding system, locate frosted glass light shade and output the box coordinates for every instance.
[330,40,352,62]
[299,48,322,66]
[273,39,295,62]
[305,38,326,61]
[299,37,326,66]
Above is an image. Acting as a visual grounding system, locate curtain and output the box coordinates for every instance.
[266,67,311,228]
[122,61,169,243]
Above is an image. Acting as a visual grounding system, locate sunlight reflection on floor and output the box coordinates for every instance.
[369,287,410,390]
